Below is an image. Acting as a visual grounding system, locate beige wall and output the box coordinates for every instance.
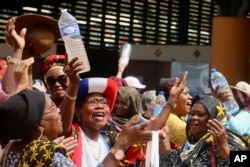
[127,45,211,63]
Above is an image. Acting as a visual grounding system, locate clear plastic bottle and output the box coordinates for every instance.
[58,9,90,73]
[210,68,239,115]
[120,43,132,65]
[153,91,166,116]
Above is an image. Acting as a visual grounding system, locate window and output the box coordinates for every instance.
[0,0,218,51]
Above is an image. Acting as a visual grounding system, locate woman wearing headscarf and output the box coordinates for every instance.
[108,86,146,166]
[3,16,82,151]
[59,71,187,167]
[0,90,75,166]
[111,86,143,131]
[160,94,248,167]
[41,54,82,107]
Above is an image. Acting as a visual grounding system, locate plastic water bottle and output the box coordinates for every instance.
[120,43,132,65]
[153,91,166,116]
[58,9,90,73]
[210,68,239,115]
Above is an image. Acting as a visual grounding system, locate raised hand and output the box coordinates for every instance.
[5,17,26,50]
[53,136,78,156]
[207,119,230,160]
[168,71,188,103]
[146,71,188,130]
[213,86,232,103]
[12,57,34,94]
[63,53,84,85]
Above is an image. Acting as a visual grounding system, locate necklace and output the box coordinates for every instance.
[93,142,102,162]
[85,137,102,163]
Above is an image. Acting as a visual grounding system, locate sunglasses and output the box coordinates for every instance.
[46,75,67,86]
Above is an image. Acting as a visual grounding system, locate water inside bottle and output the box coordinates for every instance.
[63,36,90,73]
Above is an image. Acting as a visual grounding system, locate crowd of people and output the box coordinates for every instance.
[0,13,249,167]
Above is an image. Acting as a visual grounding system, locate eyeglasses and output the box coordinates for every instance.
[86,97,110,107]
[43,106,58,116]
[46,75,67,86]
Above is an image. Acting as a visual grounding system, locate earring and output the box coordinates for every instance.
[38,129,44,140]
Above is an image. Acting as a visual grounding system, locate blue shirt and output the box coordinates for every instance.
[226,109,250,136]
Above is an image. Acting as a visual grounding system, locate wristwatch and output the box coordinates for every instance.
[110,147,125,161]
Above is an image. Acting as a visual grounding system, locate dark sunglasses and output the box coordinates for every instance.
[46,75,67,86]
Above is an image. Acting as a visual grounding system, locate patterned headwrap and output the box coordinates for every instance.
[76,77,118,111]
[186,94,227,144]
[41,54,65,76]
[71,78,118,167]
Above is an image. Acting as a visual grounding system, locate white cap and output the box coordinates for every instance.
[124,76,146,89]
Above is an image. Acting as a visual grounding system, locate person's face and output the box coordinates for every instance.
[175,86,192,117]
[114,94,130,117]
[44,67,69,102]
[145,96,156,112]
[188,102,209,140]
[41,94,63,140]
[76,93,110,131]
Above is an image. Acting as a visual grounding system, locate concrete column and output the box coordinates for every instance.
[210,17,250,85]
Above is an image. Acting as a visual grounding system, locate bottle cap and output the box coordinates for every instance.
[210,68,216,73]
[158,91,165,95]
[61,9,67,12]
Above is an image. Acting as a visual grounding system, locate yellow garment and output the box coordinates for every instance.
[166,113,187,146]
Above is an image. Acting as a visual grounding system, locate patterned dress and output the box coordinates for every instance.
[160,139,243,167]
[18,139,75,167]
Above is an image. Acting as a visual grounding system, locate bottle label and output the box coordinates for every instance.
[59,23,80,37]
